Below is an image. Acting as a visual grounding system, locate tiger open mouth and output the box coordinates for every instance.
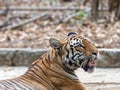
[82,58,96,73]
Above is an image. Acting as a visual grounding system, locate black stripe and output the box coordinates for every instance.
[26,72,46,88]
[35,64,48,77]
[68,60,73,66]
[4,81,15,88]
[0,81,10,89]
[29,62,37,69]
[27,71,47,86]
[15,79,32,90]
[30,63,48,77]
[71,53,80,60]
[28,69,54,89]
[79,59,83,65]
[27,70,56,90]
[48,54,51,62]
[9,80,25,90]
[66,49,69,58]
[71,48,74,55]
[42,59,78,81]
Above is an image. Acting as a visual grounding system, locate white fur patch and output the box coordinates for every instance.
[70,39,83,46]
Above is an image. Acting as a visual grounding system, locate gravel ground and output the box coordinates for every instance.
[0,67,120,90]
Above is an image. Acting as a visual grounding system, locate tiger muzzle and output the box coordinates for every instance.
[82,54,97,73]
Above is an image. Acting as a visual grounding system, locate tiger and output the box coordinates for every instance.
[0,32,98,90]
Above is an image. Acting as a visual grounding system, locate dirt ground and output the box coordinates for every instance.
[86,84,120,90]
[0,67,120,90]
[76,68,120,90]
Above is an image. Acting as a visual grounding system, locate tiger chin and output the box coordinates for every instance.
[0,32,98,90]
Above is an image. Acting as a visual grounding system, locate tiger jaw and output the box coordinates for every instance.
[81,57,97,73]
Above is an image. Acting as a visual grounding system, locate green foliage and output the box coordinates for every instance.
[50,0,58,5]
[76,11,85,19]
[76,10,90,20]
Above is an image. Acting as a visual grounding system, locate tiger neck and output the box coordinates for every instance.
[48,49,77,76]
[24,51,78,84]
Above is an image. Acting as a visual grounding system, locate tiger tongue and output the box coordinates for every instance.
[88,60,96,67]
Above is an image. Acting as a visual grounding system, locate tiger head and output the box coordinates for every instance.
[49,32,98,73]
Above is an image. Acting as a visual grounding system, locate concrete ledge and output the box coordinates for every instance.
[0,48,120,67]
[0,48,47,66]
[97,49,120,68]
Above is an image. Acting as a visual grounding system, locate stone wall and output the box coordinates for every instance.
[97,49,120,68]
[0,48,47,66]
[0,48,120,67]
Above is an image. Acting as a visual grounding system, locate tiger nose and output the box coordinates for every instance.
[92,52,97,56]
[92,52,97,59]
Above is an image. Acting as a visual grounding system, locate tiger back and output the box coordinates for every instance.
[0,32,98,90]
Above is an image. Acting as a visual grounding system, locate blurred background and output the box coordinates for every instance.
[0,0,120,90]
[0,0,119,49]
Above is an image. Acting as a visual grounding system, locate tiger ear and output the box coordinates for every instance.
[49,38,61,49]
[67,32,77,38]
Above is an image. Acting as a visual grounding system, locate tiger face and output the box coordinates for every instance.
[49,32,98,73]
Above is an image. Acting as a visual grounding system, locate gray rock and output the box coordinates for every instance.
[97,49,120,67]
